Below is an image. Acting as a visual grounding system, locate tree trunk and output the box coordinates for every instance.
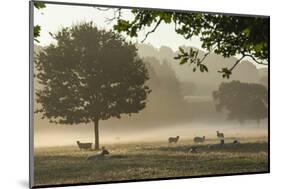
[94,119,99,150]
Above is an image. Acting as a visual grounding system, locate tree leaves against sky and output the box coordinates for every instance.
[113,9,269,78]
[34,2,46,43]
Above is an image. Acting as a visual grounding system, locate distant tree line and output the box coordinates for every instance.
[213,81,268,125]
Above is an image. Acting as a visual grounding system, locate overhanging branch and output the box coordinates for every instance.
[141,18,163,43]
[244,54,268,65]
[198,44,217,65]
[229,55,246,72]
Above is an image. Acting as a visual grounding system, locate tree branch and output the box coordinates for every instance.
[100,8,122,24]
[230,55,245,71]
[217,55,246,78]
[197,44,217,65]
[141,18,163,43]
[225,55,246,72]
[201,45,218,62]
[244,54,268,65]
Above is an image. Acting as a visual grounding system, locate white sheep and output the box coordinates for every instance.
[77,141,92,151]
[168,136,180,143]
[86,146,110,160]
[216,131,224,139]
[188,146,198,153]
[193,136,205,143]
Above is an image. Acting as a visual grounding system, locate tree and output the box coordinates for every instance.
[33,2,46,43]
[249,98,268,125]
[213,81,268,125]
[111,9,269,77]
[35,22,151,150]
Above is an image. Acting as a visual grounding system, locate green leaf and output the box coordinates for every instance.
[179,47,185,54]
[34,25,41,38]
[255,43,264,53]
[174,55,181,60]
[48,32,54,38]
[243,28,251,37]
[200,64,208,72]
[34,2,46,9]
[179,57,187,65]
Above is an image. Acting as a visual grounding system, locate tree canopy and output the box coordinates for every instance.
[35,22,151,149]
[213,81,268,125]
[112,9,269,78]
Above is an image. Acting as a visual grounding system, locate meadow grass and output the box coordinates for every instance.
[34,137,268,186]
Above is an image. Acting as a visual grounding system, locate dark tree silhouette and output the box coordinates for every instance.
[112,9,269,77]
[213,81,268,125]
[35,22,151,150]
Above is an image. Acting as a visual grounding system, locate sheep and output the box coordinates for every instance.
[76,141,92,151]
[233,140,240,144]
[193,136,205,143]
[86,146,110,160]
[188,146,198,153]
[208,139,240,148]
[224,139,240,147]
[216,131,224,139]
[168,136,180,143]
[207,139,224,148]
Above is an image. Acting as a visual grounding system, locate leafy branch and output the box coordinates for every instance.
[33,2,46,43]
[110,9,269,78]
[174,44,218,73]
[218,55,246,79]
[244,54,268,65]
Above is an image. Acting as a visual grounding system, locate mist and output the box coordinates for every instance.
[34,44,268,148]
[34,120,268,147]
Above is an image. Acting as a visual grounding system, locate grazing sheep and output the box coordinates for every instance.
[208,139,224,148]
[227,140,240,147]
[188,146,198,153]
[208,139,240,149]
[86,146,110,160]
[77,141,92,151]
[216,131,224,139]
[193,136,205,143]
[168,136,180,143]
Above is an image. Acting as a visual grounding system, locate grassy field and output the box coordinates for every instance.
[34,137,268,187]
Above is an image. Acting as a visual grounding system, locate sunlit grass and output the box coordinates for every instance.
[34,137,268,186]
